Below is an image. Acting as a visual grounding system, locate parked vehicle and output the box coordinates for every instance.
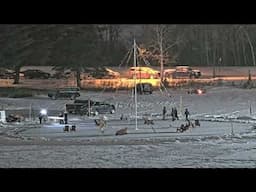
[90,67,120,79]
[66,100,115,115]
[66,99,93,115]
[52,71,72,79]
[129,67,160,79]
[163,69,176,78]
[135,83,153,94]
[0,69,15,79]
[191,69,201,78]
[22,69,51,79]
[66,103,87,115]
[172,66,201,79]
[90,102,116,115]
[48,87,80,100]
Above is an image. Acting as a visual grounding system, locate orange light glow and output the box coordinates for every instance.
[81,78,161,89]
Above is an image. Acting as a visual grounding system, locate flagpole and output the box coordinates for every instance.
[134,39,138,130]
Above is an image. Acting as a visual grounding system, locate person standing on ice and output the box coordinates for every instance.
[174,107,179,120]
[171,108,175,121]
[184,108,190,121]
[39,114,43,124]
[59,112,64,124]
[162,106,167,120]
[64,111,68,124]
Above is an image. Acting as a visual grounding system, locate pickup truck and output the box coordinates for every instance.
[66,100,93,115]
[66,100,115,116]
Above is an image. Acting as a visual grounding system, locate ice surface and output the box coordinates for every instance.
[1,87,256,167]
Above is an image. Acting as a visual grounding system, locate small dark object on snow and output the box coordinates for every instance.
[116,128,128,136]
[177,122,191,133]
[195,119,200,126]
[186,120,195,128]
[63,125,69,132]
[71,125,76,131]
[120,114,128,120]
[177,124,185,132]
[144,117,154,125]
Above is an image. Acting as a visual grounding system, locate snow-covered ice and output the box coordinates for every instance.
[1,86,256,168]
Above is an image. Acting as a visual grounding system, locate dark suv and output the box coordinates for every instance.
[48,87,80,100]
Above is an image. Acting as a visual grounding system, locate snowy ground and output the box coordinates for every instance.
[1,86,256,168]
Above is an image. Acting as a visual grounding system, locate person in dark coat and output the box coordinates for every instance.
[171,108,175,121]
[184,108,190,121]
[174,107,179,120]
[39,114,43,124]
[162,106,167,120]
[64,111,68,124]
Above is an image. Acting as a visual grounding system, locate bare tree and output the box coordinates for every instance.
[138,25,181,82]
[238,25,256,66]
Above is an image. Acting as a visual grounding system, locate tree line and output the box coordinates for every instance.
[0,24,256,86]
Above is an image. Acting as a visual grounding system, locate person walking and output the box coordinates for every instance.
[163,106,167,120]
[64,111,68,124]
[184,108,190,121]
[171,108,175,121]
[174,107,179,120]
[39,114,43,124]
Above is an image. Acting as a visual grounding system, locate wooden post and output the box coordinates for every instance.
[231,122,234,137]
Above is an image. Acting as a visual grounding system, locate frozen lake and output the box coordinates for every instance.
[1,86,256,168]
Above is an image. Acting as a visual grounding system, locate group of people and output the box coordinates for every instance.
[162,106,190,121]
[162,106,199,133]
[177,119,195,133]
[171,107,179,121]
